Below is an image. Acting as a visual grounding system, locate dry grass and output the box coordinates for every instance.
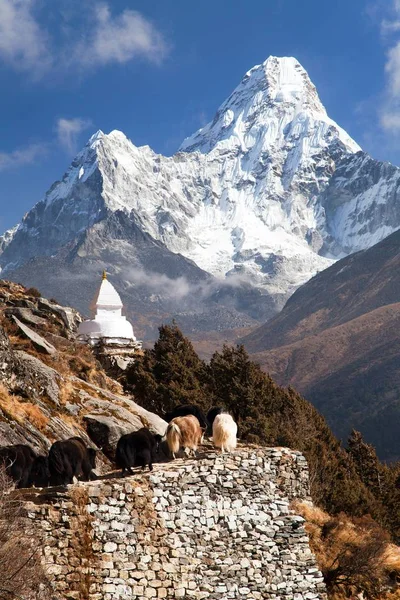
[0,384,49,431]
[21,404,49,431]
[58,377,80,406]
[293,500,400,599]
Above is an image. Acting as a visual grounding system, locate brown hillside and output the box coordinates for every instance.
[241,229,400,460]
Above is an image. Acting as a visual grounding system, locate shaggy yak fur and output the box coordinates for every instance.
[166,415,204,459]
[115,428,161,474]
[212,413,237,453]
[27,455,50,488]
[164,404,207,429]
[48,437,96,486]
[0,444,37,488]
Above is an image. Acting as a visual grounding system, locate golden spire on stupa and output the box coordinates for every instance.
[102,270,107,280]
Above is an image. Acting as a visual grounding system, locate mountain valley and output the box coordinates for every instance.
[242,229,400,460]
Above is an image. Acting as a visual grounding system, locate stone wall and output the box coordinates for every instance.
[24,448,327,600]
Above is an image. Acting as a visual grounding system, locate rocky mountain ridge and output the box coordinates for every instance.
[2,56,400,337]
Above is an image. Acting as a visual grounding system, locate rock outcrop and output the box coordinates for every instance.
[0,280,166,466]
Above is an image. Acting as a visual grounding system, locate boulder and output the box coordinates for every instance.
[11,316,57,355]
[77,380,167,461]
[84,413,130,460]
[0,324,16,378]
[5,307,47,327]
[38,298,81,333]
[14,351,60,405]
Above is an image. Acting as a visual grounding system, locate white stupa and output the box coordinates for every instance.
[78,271,141,348]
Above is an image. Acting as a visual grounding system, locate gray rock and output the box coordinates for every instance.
[84,413,130,459]
[37,298,81,333]
[5,307,47,327]
[0,324,17,378]
[14,351,60,405]
[12,315,57,355]
[77,380,167,460]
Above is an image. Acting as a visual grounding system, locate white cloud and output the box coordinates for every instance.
[75,4,168,68]
[56,118,92,153]
[0,143,47,171]
[0,0,51,76]
[379,1,400,131]
[0,1,168,79]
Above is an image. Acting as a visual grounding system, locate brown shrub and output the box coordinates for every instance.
[21,403,49,431]
[0,384,24,424]
[24,287,41,298]
[0,467,51,599]
[293,500,400,599]
[58,377,79,406]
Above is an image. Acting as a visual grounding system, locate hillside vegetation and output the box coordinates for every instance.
[0,280,165,461]
[293,500,400,600]
[125,323,400,542]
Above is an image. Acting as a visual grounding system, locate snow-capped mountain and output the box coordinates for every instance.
[1,56,400,336]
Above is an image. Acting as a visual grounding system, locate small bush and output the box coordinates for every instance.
[294,500,400,599]
[0,385,48,431]
[22,403,49,431]
[25,286,41,298]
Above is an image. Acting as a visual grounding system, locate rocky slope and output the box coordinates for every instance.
[242,229,400,461]
[2,56,400,338]
[0,280,166,466]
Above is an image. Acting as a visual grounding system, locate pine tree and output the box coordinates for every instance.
[348,430,382,495]
[348,430,400,538]
[207,344,274,441]
[125,322,209,415]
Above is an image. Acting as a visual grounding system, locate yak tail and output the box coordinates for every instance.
[115,444,125,469]
[166,423,181,455]
[115,443,133,470]
[48,445,65,475]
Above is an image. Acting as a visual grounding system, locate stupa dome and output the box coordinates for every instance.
[78,272,138,346]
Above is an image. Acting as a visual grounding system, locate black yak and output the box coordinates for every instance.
[0,444,37,488]
[27,455,50,488]
[48,437,96,486]
[116,428,161,474]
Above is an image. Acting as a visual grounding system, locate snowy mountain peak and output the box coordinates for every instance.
[179,55,360,155]
[88,129,105,145]
[244,56,324,113]
[3,54,394,330]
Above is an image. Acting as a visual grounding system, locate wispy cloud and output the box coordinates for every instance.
[378,0,400,131]
[0,1,168,80]
[73,4,168,69]
[0,0,51,77]
[0,143,47,171]
[56,118,92,153]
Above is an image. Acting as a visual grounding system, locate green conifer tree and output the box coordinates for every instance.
[125,322,209,415]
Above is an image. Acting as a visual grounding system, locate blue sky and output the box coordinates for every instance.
[0,0,399,231]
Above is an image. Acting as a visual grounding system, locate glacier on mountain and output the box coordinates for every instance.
[1,55,400,315]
